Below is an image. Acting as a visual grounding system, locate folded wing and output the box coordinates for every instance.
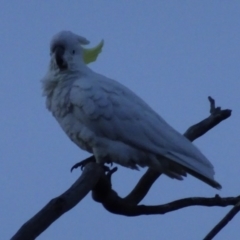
[69,72,221,189]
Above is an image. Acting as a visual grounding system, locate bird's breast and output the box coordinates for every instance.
[49,88,94,153]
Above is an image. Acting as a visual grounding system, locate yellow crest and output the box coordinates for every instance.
[83,40,104,64]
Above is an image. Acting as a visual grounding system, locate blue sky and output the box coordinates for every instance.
[1,1,240,239]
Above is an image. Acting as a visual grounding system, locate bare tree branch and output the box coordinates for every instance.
[102,194,240,217]
[11,163,104,240]
[122,169,161,205]
[184,96,231,141]
[89,167,239,217]
[11,97,232,239]
[203,200,240,240]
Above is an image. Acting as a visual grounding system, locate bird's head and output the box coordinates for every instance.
[49,31,103,72]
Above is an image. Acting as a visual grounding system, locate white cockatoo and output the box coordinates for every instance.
[41,31,221,189]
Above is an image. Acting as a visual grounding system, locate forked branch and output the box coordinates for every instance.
[11,97,232,240]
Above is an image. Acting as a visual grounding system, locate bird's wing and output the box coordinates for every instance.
[69,72,217,183]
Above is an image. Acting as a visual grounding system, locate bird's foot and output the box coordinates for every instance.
[101,159,113,172]
[70,157,114,172]
[106,166,118,179]
[95,162,115,174]
[70,156,96,172]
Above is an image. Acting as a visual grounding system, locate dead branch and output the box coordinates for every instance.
[11,97,232,239]
[184,96,231,141]
[203,200,240,240]
[100,193,240,217]
[11,163,104,240]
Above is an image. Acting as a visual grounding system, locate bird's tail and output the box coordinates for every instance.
[181,165,222,189]
[158,152,222,189]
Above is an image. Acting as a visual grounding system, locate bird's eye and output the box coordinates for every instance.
[72,50,75,55]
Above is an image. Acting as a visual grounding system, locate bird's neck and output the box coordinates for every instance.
[42,60,92,95]
[41,57,93,113]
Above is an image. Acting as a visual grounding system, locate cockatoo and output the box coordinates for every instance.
[41,31,221,189]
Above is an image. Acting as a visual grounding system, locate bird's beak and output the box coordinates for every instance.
[54,45,68,70]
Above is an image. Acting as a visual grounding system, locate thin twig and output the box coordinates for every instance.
[184,96,231,141]
[103,195,240,217]
[203,200,240,240]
